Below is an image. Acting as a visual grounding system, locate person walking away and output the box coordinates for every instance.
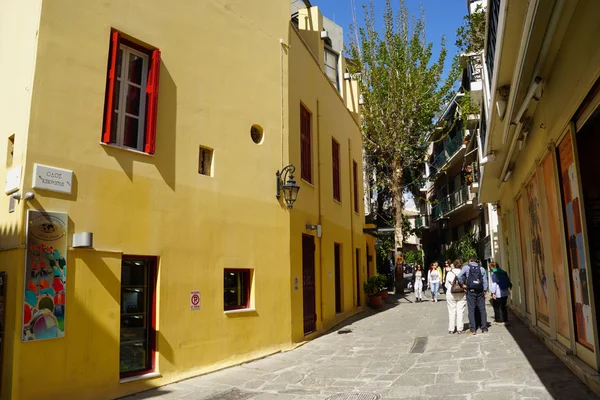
[490,262,511,326]
[442,260,452,294]
[457,257,488,334]
[414,264,425,302]
[427,263,441,302]
[445,259,466,334]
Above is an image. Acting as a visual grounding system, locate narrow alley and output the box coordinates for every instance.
[123,292,598,400]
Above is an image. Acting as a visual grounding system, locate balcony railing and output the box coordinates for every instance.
[415,214,430,229]
[432,185,472,220]
[486,0,501,84]
[432,129,464,170]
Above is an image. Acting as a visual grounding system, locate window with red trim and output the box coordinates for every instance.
[353,160,359,213]
[119,256,157,378]
[224,269,251,310]
[300,105,312,183]
[103,30,160,154]
[332,138,341,201]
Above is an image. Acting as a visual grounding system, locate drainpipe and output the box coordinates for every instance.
[498,0,565,185]
[316,99,324,323]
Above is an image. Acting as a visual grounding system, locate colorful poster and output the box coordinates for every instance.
[23,211,67,341]
[517,196,531,313]
[541,152,570,339]
[526,173,550,325]
[557,133,593,350]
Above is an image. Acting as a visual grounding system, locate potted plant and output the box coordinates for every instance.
[375,274,389,301]
[364,277,382,308]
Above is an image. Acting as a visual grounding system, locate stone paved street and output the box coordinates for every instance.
[124,291,598,400]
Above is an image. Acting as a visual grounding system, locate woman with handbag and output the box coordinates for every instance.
[445,259,467,334]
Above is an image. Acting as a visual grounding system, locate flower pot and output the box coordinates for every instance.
[379,290,389,301]
[369,294,382,308]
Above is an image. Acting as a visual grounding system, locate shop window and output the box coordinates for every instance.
[102,30,161,154]
[224,269,251,310]
[120,256,157,378]
[199,146,213,176]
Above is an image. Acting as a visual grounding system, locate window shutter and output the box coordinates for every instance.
[144,49,161,154]
[102,30,120,143]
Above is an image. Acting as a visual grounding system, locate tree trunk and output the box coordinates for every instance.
[392,159,404,293]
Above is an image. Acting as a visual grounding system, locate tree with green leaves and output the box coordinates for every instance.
[349,0,459,256]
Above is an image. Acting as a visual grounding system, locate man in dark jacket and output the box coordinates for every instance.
[457,257,489,335]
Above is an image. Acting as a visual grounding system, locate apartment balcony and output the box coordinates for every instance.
[431,185,477,221]
[415,214,430,229]
[431,130,467,173]
[467,162,479,193]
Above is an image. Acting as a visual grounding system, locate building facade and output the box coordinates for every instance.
[476,0,600,393]
[0,1,367,399]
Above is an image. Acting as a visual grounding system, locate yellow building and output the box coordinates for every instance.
[478,0,600,394]
[0,1,366,399]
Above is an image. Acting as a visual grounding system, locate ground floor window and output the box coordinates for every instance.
[120,256,157,377]
[224,269,251,310]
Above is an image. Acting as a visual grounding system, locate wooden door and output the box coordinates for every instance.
[302,235,317,335]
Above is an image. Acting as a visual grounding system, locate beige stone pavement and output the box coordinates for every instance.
[121,290,598,400]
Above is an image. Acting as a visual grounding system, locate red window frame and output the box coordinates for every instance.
[353,160,359,213]
[102,30,161,154]
[300,104,312,183]
[224,269,251,311]
[119,255,157,379]
[332,138,341,201]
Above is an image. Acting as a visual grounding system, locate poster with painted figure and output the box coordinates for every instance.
[22,211,67,341]
[526,173,550,326]
[558,132,593,350]
[541,152,570,338]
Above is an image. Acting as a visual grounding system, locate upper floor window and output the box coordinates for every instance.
[300,104,312,183]
[102,31,161,154]
[486,0,501,85]
[332,138,341,202]
[324,47,339,91]
[353,160,359,213]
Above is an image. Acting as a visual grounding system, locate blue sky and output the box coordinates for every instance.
[316,0,468,80]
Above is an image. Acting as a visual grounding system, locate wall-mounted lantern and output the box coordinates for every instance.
[276,165,300,209]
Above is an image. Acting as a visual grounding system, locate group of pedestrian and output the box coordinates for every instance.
[413,257,512,335]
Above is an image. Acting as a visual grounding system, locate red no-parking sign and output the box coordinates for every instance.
[190,290,200,310]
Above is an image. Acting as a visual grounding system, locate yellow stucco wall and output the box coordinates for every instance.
[287,13,365,343]
[1,1,297,399]
[0,2,367,399]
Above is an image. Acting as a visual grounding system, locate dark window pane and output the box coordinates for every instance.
[111,111,119,144]
[120,341,148,373]
[121,289,146,314]
[116,48,123,78]
[224,270,248,309]
[123,116,139,148]
[114,80,121,111]
[125,85,141,115]
[128,53,144,85]
[121,261,146,286]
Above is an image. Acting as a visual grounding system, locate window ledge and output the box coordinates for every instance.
[224,308,256,315]
[120,371,161,384]
[100,142,154,157]
[301,179,315,188]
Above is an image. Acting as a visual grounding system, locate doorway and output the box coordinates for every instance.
[302,235,316,335]
[355,248,361,306]
[334,243,342,314]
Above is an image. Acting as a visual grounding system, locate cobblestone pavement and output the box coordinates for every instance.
[124,291,598,400]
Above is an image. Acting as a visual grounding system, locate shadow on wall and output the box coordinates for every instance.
[101,62,177,191]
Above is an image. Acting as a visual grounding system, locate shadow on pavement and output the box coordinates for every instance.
[503,310,598,399]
